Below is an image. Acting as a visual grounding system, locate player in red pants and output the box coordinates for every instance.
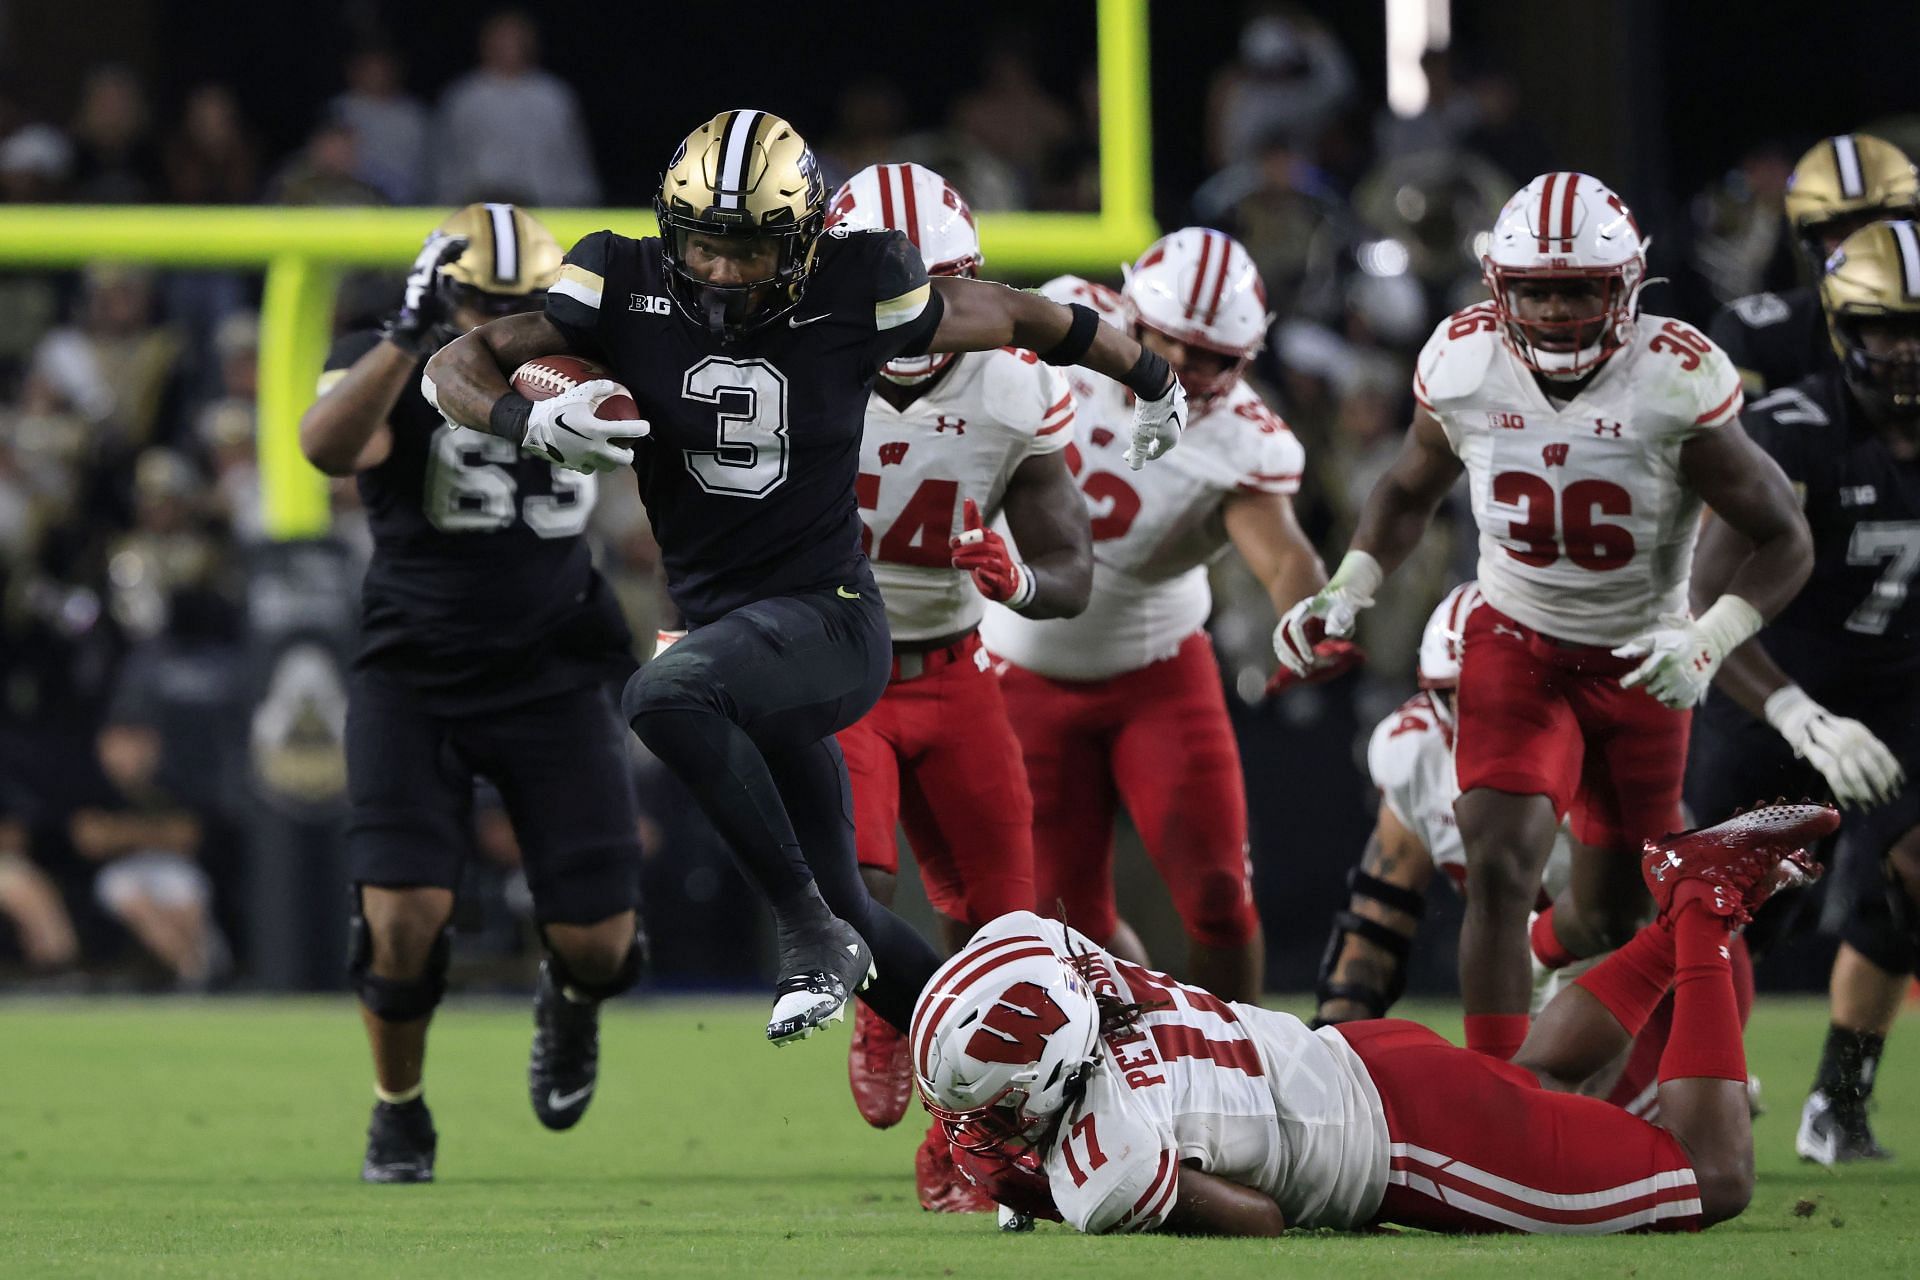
[913,802,1836,1236]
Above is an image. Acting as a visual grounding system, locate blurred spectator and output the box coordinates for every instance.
[268,116,385,206]
[328,48,429,204]
[431,10,600,206]
[1374,49,1478,161]
[194,311,263,544]
[26,267,185,448]
[1206,8,1356,169]
[1352,147,1511,316]
[1457,65,1552,189]
[69,65,160,203]
[1688,142,1796,307]
[105,448,233,642]
[0,831,80,974]
[818,79,908,186]
[948,32,1078,206]
[162,84,259,204]
[0,124,75,202]
[1195,129,1357,322]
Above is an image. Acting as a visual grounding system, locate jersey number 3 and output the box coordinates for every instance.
[682,356,791,498]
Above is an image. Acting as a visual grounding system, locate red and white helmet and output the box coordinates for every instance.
[1417,581,1483,732]
[1039,274,1136,332]
[1481,172,1648,380]
[910,930,1100,1154]
[1123,227,1270,406]
[829,162,982,385]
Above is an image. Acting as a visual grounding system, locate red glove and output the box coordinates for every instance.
[1263,637,1365,698]
[950,498,1035,608]
[952,1144,1063,1222]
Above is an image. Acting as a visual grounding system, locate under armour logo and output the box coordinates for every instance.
[1594,419,1623,437]
[934,414,967,435]
[1493,623,1526,641]
[1542,443,1571,467]
[877,441,910,467]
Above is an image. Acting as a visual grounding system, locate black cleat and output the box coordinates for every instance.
[530,959,601,1131]
[1796,1089,1892,1165]
[362,1098,436,1183]
[767,914,875,1046]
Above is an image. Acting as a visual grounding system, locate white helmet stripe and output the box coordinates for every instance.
[1833,135,1865,200]
[485,203,517,284]
[1186,230,1215,317]
[717,109,763,210]
[1557,172,1581,250]
[1204,230,1234,321]
[1892,221,1920,299]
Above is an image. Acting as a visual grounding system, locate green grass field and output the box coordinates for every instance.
[2,996,1914,1278]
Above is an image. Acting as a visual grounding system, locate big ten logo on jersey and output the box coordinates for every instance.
[1062,441,1141,542]
[1489,411,1527,431]
[628,293,672,315]
[855,466,958,565]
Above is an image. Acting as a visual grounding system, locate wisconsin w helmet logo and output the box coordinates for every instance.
[965,981,1069,1064]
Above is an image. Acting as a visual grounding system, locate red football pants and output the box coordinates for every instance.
[1455,604,1691,849]
[837,633,1034,926]
[1338,1019,1702,1234]
[994,630,1259,949]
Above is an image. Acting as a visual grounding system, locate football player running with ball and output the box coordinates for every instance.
[301,204,648,1182]
[823,165,1093,1212]
[424,111,1187,1050]
[982,230,1328,1005]
[914,804,1837,1237]
[1276,172,1814,1062]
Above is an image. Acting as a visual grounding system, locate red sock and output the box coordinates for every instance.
[1572,916,1674,1037]
[1463,1013,1530,1060]
[1729,933,1755,1027]
[1529,907,1579,970]
[1658,904,1747,1084]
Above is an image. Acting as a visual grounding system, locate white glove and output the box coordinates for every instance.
[1765,685,1906,809]
[1613,595,1762,710]
[520,379,645,474]
[1124,374,1186,470]
[1274,551,1383,677]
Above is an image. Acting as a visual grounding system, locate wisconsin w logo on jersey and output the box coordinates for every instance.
[877,441,910,467]
[1543,443,1571,468]
[967,982,1071,1064]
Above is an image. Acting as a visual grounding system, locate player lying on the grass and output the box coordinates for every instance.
[912,802,1838,1236]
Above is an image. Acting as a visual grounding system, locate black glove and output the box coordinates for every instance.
[382,232,469,355]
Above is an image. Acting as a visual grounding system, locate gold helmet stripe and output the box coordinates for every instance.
[716,108,766,211]
[1893,220,1920,299]
[485,202,519,284]
[1833,135,1866,200]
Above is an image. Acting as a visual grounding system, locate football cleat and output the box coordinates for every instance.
[361,1097,436,1184]
[848,999,913,1128]
[1640,802,1837,927]
[767,914,874,1046]
[916,1123,997,1213]
[998,1204,1037,1233]
[529,960,601,1131]
[1796,1088,1893,1165]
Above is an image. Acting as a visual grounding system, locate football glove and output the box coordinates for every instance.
[520,380,644,474]
[383,232,468,355]
[1264,637,1365,697]
[1124,374,1186,470]
[1273,551,1382,678]
[1764,685,1906,810]
[1613,595,1761,710]
[950,498,1035,608]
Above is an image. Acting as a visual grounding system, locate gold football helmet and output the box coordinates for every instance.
[1820,219,1920,419]
[1785,134,1920,269]
[432,202,564,312]
[654,109,828,339]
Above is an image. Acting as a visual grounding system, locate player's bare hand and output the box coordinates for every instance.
[1125,374,1186,470]
[1765,685,1907,809]
[520,379,646,474]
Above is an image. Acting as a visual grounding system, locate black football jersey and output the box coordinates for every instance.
[544,225,938,625]
[321,331,632,712]
[1708,285,1832,397]
[1740,370,1920,686]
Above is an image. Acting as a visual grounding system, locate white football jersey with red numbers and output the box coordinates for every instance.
[981,367,1304,681]
[858,348,1073,641]
[967,912,1388,1233]
[1415,308,1743,646]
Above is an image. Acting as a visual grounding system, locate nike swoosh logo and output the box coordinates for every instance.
[836,586,860,600]
[552,413,592,441]
[845,943,861,955]
[789,312,832,328]
[547,1084,594,1111]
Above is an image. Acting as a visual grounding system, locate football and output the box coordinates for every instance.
[511,354,641,421]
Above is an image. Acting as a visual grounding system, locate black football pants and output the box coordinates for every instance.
[622,586,939,1030]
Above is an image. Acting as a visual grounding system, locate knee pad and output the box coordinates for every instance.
[622,650,717,729]
[1311,868,1426,1027]
[347,893,452,1022]
[1845,875,1920,976]
[543,925,650,1001]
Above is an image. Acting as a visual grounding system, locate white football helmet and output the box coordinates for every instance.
[1123,227,1270,406]
[1481,172,1648,380]
[910,931,1100,1154]
[1038,274,1137,332]
[1417,581,1483,731]
[829,162,982,385]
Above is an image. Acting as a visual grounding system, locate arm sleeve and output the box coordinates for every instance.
[315,330,384,396]
[544,230,617,360]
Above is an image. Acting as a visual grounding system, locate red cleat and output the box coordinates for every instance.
[847,1000,912,1129]
[1641,802,1837,927]
[915,1123,997,1213]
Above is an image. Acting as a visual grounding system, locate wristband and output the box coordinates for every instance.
[1006,563,1037,611]
[1327,549,1384,602]
[1040,303,1101,367]
[490,391,533,444]
[1696,593,1763,657]
[1121,347,1174,400]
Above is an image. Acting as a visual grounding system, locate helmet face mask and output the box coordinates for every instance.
[1486,267,1628,380]
[1821,220,1920,428]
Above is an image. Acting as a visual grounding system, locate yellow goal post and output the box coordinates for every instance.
[0,0,1154,540]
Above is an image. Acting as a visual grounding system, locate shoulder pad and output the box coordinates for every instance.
[1046,1072,1179,1235]
[1367,695,1442,794]
[972,346,1076,443]
[1414,305,1503,412]
[1203,382,1305,494]
[1632,314,1744,433]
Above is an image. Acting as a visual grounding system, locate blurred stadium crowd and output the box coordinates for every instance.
[0,6,1892,993]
